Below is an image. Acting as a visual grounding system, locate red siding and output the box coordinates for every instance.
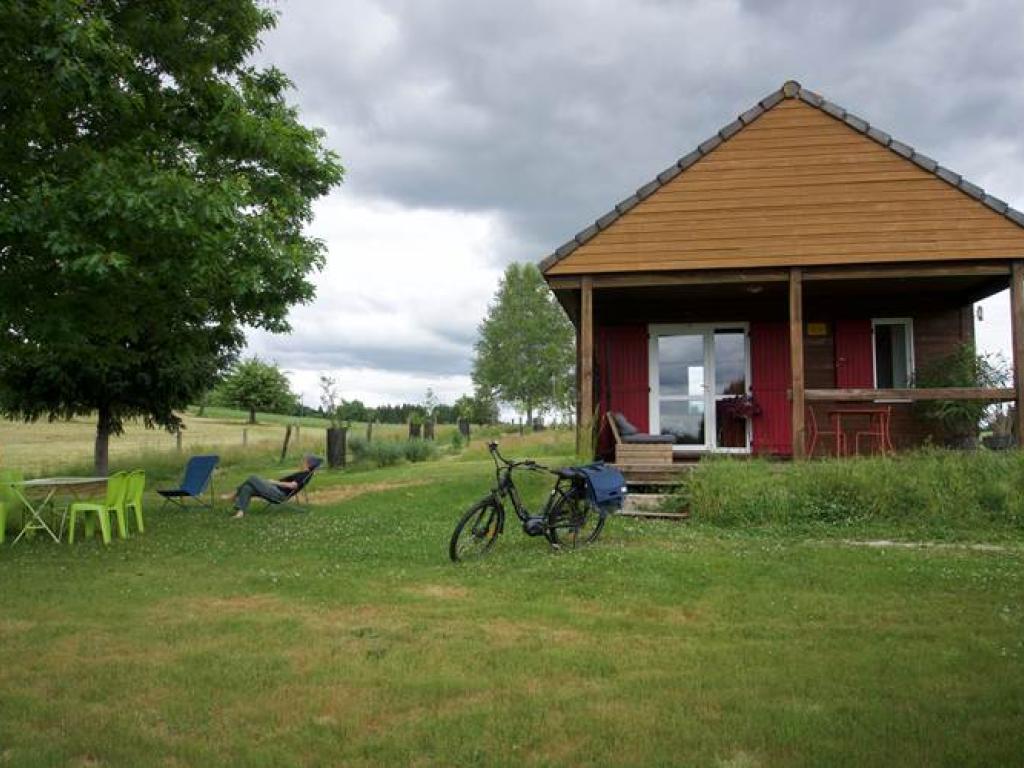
[750,321,791,456]
[835,319,874,387]
[595,325,649,457]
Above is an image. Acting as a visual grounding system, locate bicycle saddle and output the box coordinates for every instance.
[555,468,579,479]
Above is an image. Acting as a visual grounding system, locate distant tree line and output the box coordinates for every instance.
[317,392,499,425]
[205,358,501,425]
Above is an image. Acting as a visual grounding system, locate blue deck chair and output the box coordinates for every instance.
[157,455,219,510]
[254,456,323,513]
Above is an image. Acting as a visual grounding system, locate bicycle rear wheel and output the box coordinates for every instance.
[546,491,606,550]
[449,498,503,562]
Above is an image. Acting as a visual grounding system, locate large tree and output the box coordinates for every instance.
[215,358,295,424]
[0,1,343,473]
[472,263,574,425]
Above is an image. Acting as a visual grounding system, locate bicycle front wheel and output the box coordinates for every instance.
[449,498,503,562]
[546,491,606,550]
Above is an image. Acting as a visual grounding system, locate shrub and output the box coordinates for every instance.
[348,435,369,460]
[349,436,436,467]
[403,439,436,463]
[914,344,1010,445]
[372,441,406,467]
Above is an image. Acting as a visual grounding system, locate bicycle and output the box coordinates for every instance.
[448,441,608,562]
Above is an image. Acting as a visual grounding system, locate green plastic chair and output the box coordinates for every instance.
[68,472,129,545]
[0,469,25,545]
[124,469,146,534]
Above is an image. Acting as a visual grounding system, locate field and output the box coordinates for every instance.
[0,408,461,475]
[1,431,1023,766]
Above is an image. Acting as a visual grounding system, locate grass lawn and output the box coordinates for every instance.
[1,444,1023,766]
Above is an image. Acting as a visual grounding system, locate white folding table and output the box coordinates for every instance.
[9,477,107,544]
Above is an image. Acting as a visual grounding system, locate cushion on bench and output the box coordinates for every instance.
[621,433,676,444]
[612,412,639,437]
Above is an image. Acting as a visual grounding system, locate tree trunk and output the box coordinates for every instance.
[94,406,112,476]
[249,406,256,424]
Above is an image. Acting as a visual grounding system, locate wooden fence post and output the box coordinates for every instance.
[242,428,248,447]
[280,424,293,462]
[175,429,183,452]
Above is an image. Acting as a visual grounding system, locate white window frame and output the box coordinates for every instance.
[648,322,751,454]
[871,317,915,388]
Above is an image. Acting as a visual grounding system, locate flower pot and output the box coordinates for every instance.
[326,427,347,468]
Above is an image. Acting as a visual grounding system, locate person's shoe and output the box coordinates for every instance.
[231,509,244,519]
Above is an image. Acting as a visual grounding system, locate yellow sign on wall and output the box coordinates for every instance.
[806,322,829,337]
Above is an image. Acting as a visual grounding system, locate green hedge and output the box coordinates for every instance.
[348,436,438,467]
[677,450,1024,536]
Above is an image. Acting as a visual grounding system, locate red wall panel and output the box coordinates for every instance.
[595,325,649,457]
[749,321,792,456]
[835,319,874,387]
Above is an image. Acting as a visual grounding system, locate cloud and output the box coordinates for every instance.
[244,192,504,404]
[247,0,1024,404]
[259,0,1024,251]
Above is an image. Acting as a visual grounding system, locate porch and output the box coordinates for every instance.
[550,260,1022,466]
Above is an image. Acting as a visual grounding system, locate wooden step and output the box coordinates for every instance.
[612,463,694,486]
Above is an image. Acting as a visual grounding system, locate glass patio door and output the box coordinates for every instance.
[654,333,707,448]
[650,326,749,452]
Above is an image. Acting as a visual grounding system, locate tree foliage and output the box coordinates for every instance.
[472,263,574,423]
[914,344,1010,443]
[215,358,296,424]
[0,1,343,471]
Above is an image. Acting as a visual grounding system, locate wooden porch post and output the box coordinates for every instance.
[1011,261,1024,444]
[579,276,594,457]
[789,267,806,459]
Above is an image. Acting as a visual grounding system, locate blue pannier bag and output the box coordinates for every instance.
[573,462,627,513]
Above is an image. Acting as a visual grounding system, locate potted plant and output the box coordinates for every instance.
[319,375,348,468]
[718,393,761,420]
[408,409,424,439]
[914,344,1009,449]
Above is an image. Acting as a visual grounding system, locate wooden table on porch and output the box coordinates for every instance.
[827,406,893,457]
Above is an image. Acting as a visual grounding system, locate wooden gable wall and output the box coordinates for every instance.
[547,99,1024,275]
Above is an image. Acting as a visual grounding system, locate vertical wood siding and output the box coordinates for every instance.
[595,325,649,457]
[750,321,792,456]
[834,319,875,387]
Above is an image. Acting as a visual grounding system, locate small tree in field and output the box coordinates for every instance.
[472,263,574,425]
[0,2,342,473]
[219,359,296,424]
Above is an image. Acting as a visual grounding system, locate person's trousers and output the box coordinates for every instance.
[234,476,286,512]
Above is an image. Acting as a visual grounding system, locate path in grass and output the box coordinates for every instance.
[1,456,1022,767]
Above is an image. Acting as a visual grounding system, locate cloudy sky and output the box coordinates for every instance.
[246,0,1024,407]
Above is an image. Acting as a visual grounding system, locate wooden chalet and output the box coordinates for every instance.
[540,80,1024,470]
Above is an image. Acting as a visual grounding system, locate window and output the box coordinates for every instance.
[872,318,913,388]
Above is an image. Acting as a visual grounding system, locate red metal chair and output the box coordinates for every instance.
[806,406,846,457]
[855,407,893,456]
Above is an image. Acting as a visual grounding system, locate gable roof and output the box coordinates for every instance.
[539,80,1024,275]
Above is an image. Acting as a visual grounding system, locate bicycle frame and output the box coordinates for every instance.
[485,442,580,537]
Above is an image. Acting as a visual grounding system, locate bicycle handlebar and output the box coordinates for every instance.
[488,442,550,473]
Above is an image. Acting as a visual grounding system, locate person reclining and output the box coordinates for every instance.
[231,456,317,519]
